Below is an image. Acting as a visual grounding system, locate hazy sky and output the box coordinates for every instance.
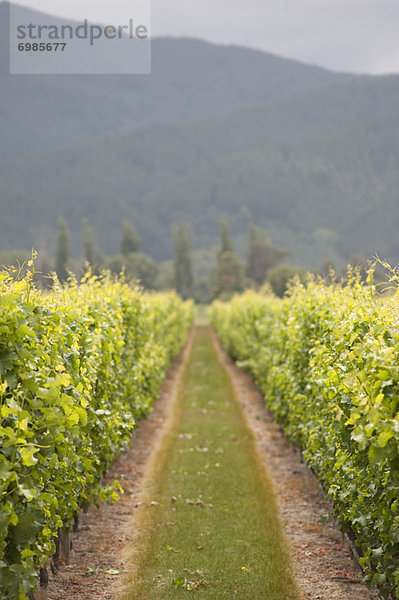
[14,0,399,74]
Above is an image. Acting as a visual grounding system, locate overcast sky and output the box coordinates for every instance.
[14,0,399,74]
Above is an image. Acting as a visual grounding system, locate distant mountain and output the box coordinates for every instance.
[1,2,399,269]
[0,2,344,162]
[1,72,399,265]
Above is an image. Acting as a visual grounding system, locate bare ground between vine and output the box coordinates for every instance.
[46,329,380,600]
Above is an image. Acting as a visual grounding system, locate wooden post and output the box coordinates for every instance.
[73,512,79,532]
[58,530,71,565]
[52,535,60,573]
[28,566,49,600]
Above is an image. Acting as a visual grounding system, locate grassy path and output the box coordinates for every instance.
[120,325,300,600]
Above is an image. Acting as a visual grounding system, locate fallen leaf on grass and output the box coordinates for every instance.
[186,498,206,507]
[172,577,185,588]
[178,433,193,440]
[172,577,209,590]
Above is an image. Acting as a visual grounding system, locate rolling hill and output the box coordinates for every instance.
[0,2,344,162]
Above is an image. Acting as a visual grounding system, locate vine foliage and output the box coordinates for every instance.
[211,276,399,598]
[0,268,193,599]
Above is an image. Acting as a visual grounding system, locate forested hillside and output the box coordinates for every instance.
[0,1,342,162]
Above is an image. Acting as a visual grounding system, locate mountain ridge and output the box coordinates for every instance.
[1,89,399,266]
[0,2,348,162]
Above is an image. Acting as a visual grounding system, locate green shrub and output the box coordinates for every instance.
[266,264,307,297]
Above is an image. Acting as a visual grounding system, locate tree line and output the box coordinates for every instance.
[0,216,378,302]
[55,216,305,300]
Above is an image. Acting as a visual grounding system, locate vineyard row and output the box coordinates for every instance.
[0,270,194,599]
[211,278,399,599]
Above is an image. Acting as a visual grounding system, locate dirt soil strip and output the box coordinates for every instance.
[211,329,380,600]
[46,332,194,600]
[47,327,380,600]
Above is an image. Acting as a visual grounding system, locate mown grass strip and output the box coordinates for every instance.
[121,325,300,600]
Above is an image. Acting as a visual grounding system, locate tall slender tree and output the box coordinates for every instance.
[246,225,288,286]
[219,218,233,257]
[173,223,193,299]
[82,219,103,272]
[121,220,141,255]
[213,220,244,299]
[55,217,69,283]
[213,250,245,300]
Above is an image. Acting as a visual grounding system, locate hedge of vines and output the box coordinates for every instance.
[0,270,193,599]
[211,279,399,598]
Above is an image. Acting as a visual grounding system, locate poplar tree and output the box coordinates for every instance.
[219,218,233,257]
[246,225,288,286]
[213,251,245,300]
[55,217,69,283]
[121,220,141,255]
[82,219,103,272]
[173,223,193,299]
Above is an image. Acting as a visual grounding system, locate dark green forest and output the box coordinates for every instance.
[1,2,399,291]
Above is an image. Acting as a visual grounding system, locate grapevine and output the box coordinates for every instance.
[0,270,193,599]
[211,277,399,598]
